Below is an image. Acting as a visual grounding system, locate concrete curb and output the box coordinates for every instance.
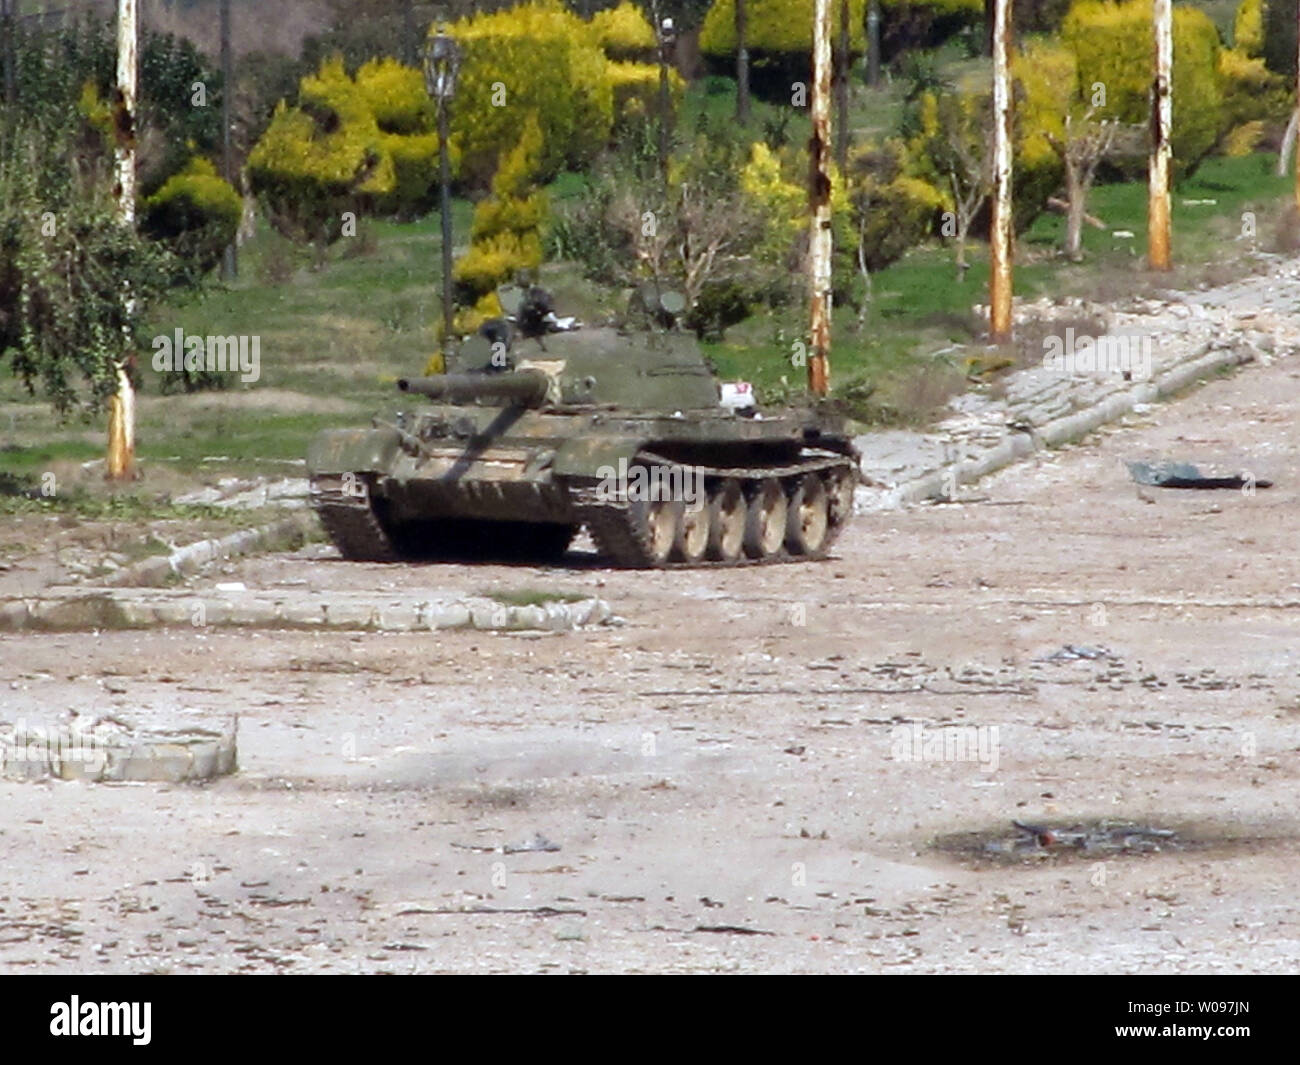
[0,589,614,634]
[0,719,237,784]
[104,515,313,587]
[873,339,1256,508]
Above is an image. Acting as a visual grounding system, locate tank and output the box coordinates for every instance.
[306,286,861,568]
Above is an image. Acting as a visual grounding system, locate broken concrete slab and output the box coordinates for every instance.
[103,515,313,588]
[0,587,614,634]
[0,716,237,784]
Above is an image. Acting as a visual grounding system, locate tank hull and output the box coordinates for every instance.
[307,404,860,568]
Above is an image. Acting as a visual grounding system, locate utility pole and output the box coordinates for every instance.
[866,0,881,89]
[1,0,15,110]
[107,0,138,481]
[220,0,237,280]
[835,0,849,172]
[988,0,1013,343]
[735,0,749,123]
[403,0,417,67]
[808,0,833,395]
[424,25,462,359]
[1148,0,1173,271]
[1294,0,1299,211]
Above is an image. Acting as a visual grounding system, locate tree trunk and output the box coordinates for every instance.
[988,0,1014,341]
[835,0,850,172]
[808,0,833,394]
[1280,107,1299,179]
[735,0,750,123]
[1064,164,1085,261]
[108,0,138,482]
[867,0,881,87]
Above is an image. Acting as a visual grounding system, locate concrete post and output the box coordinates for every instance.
[1148,0,1173,271]
[808,0,833,395]
[988,0,1014,343]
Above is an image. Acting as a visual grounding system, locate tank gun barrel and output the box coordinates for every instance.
[397,371,549,407]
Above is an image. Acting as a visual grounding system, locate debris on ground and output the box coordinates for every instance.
[984,820,1179,857]
[1035,645,1112,662]
[1125,461,1273,490]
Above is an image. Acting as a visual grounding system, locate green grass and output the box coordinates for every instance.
[483,588,587,607]
[0,106,1292,482]
[700,150,1293,423]
[0,490,246,523]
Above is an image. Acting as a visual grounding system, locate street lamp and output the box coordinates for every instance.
[656,15,675,186]
[423,24,461,359]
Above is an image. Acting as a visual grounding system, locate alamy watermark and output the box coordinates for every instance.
[151,328,261,383]
[891,723,1000,773]
[1,720,108,773]
[595,458,705,505]
[50,996,151,1045]
[1042,328,1152,380]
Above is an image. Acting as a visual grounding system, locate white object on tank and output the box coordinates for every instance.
[720,381,756,412]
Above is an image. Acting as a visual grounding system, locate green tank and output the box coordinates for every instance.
[306,287,860,568]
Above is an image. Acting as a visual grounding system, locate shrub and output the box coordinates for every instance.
[141,156,242,275]
[248,56,395,245]
[700,0,867,94]
[1233,0,1263,56]
[1,127,184,415]
[449,2,613,187]
[608,61,686,129]
[742,138,912,290]
[354,57,435,134]
[1217,46,1289,153]
[1062,0,1224,178]
[701,0,868,53]
[850,158,949,271]
[1012,42,1075,228]
[589,2,658,60]
[878,0,984,62]
[249,54,467,231]
[455,114,549,303]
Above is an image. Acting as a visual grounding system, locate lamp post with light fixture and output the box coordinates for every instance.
[657,14,675,188]
[423,25,461,357]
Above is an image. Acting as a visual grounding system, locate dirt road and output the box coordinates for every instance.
[2,352,1299,973]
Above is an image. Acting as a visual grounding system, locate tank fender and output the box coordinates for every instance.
[307,426,403,476]
[552,436,643,479]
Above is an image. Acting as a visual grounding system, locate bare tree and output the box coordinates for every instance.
[945,154,990,282]
[1044,110,1127,262]
[924,94,992,281]
[604,179,767,317]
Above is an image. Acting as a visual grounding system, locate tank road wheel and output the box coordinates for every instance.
[825,467,857,528]
[743,479,788,559]
[630,492,683,566]
[587,466,683,568]
[785,473,831,555]
[705,479,746,562]
[672,492,712,563]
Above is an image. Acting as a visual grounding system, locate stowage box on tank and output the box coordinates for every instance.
[306,287,861,568]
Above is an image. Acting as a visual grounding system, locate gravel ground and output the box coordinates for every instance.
[2,336,1299,973]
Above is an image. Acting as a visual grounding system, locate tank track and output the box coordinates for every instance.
[579,453,859,569]
[309,474,400,562]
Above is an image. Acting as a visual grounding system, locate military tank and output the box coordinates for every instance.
[307,286,861,568]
